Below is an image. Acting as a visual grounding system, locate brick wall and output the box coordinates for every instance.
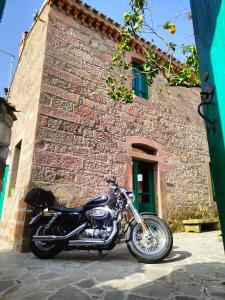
[0,5,49,249]
[32,6,216,221]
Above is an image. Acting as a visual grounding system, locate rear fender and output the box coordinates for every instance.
[124,212,156,236]
[28,213,53,227]
[29,214,42,227]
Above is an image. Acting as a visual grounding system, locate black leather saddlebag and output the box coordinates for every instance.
[25,188,56,208]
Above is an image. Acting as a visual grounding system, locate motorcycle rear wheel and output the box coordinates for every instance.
[30,219,64,259]
[126,214,173,263]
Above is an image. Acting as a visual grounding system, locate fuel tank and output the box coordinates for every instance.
[85,195,109,208]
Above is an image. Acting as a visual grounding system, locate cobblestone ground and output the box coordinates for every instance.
[0,231,225,300]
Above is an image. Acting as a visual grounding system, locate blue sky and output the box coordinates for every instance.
[0,0,194,97]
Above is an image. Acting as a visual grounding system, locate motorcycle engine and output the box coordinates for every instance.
[84,207,115,239]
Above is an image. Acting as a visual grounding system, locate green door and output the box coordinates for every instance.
[0,164,9,219]
[133,160,156,213]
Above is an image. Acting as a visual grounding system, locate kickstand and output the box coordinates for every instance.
[99,250,107,257]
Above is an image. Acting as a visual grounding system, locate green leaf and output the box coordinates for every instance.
[163,21,171,29]
[169,42,177,51]
[187,12,192,20]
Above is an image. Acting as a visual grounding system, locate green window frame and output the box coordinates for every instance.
[132,62,148,100]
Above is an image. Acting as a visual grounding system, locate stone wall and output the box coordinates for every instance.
[31,6,216,221]
[0,5,49,249]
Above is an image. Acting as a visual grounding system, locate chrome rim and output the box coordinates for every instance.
[34,226,55,251]
[132,220,167,255]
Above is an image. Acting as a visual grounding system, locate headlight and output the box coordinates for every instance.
[128,192,135,202]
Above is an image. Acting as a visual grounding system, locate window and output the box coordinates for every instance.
[132,62,148,100]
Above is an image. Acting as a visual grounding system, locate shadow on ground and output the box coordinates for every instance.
[0,241,225,300]
[50,244,191,264]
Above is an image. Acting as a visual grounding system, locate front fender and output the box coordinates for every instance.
[124,212,156,235]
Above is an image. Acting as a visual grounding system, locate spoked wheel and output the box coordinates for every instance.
[30,219,64,259]
[126,214,173,263]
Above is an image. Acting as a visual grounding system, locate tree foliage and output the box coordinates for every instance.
[106,0,200,103]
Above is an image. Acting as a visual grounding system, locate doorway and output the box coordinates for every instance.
[0,165,9,219]
[133,160,156,213]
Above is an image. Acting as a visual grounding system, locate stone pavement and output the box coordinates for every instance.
[0,231,225,300]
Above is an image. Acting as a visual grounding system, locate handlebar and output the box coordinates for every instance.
[104,176,117,184]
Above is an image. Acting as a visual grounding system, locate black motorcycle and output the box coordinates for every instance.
[25,177,173,263]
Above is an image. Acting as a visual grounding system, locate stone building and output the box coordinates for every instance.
[0,0,217,250]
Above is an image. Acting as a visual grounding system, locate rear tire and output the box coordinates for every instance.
[126,214,173,263]
[30,219,63,259]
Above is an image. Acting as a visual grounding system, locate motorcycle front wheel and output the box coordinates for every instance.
[126,214,173,263]
[30,219,64,259]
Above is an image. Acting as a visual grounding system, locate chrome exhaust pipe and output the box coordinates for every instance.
[32,223,86,242]
[68,221,118,247]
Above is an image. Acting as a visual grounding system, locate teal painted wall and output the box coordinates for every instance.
[190,0,225,249]
[0,164,9,219]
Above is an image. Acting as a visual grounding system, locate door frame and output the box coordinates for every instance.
[124,137,162,217]
[119,136,176,219]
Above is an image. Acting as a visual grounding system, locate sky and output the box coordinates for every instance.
[0,0,194,97]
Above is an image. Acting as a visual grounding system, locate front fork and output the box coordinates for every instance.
[123,193,149,233]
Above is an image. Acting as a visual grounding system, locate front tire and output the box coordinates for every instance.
[126,214,173,263]
[30,219,63,259]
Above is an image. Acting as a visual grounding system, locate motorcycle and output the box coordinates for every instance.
[25,177,173,263]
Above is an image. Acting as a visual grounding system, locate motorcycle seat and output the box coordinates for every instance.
[49,204,84,214]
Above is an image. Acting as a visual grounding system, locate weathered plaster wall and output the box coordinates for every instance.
[0,100,14,192]
[32,7,216,221]
[0,5,49,249]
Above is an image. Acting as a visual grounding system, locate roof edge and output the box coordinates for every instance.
[48,0,182,70]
